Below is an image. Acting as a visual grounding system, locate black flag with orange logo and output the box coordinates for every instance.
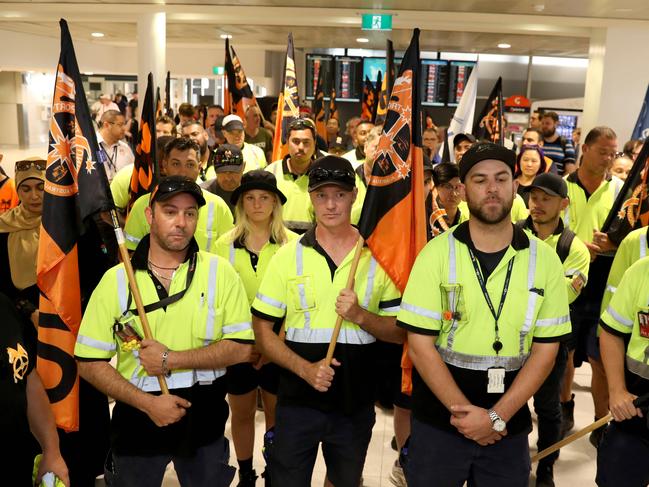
[361,75,379,123]
[313,67,327,140]
[603,138,649,243]
[328,85,338,121]
[473,77,504,145]
[128,72,157,214]
[224,38,233,115]
[229,43,257,117]
[271,33,300,162]
[38,19,113,431]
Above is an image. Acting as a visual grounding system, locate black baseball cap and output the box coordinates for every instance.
[150,176,206,207]
[524,172,568,198]
[459,142,516,182]
[212,144,245,173]
[308,155,356,192]
[453,133,477,148]
[230,170,287,205]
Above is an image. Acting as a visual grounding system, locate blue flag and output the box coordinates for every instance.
[632,84,649,140]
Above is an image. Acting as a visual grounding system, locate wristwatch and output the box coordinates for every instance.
[488,409,506,432]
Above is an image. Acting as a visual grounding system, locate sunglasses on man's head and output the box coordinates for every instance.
[289,118,316,131]
[15,159,46,172]
[309,167,355,185]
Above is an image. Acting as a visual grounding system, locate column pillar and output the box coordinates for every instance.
[137,12,166,101]
[582,26,649,143]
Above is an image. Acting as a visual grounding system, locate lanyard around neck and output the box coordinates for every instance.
[468,248,514,354]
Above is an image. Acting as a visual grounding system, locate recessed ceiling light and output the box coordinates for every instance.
[91,32,104,38]
[220,34,232,39]
[356,37,369,43]
[498,43,511,49]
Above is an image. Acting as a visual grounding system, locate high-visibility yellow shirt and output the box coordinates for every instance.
[518,217,590,304]
[602,226,649,314]
[212,229,298,304]
[563,172,624,244]
[110,163,133,210]
[264,157,366,233]
[123,189,233,251]
[74,237,253,391]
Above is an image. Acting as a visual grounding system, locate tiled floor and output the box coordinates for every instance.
[152,363,599,487]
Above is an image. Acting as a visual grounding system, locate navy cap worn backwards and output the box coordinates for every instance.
[151,175,206,207]
[524,172,568,198]
[459,142,516,182]
[307,155,356,192]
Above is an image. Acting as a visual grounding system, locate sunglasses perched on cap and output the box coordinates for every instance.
[288,118,316,131]
[15,159,46,172]
[151,178,197,201]
[309,167,355,185]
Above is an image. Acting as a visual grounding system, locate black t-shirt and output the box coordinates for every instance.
[200,179,235,216]
[0,292,38,484]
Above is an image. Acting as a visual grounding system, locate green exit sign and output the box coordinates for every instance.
[212,66,224,75]
[361,13,393,31]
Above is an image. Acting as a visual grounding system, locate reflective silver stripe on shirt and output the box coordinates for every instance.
[205,257,218,344]
[521,239,538,355]
[627,356,649,381]
[205,201,215,250]
[124,231,141,244]
[286,326,376,345]
[400,302,443,320]
[380,305,401,314]
[535,314,570,328]
[222,321,252,335]
[116,267,128,313]
[446,233,460,350]
[606,284,617,295]
[563,207,570,228]
[641,235,647,259]
[76,334,117,352]
[129,368,226,392]
[606,305,634,329]
[255,292,286,311]
[613,178,624,200]
[362,256,377,309]
[229,242,236,265]
[295,242,312,328]
[437,346,527,372]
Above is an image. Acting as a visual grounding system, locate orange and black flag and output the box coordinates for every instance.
[38,19,113,431]
[328,85,338,121]
[165,70,172,117]
[223,38,233,115]
[473,77,504,145]
[271,33,300,162]
[376,39,395,126]
[229,43,257,117]
[155,85,162,119]
[128,72,157,214]
[603,137,649,244]
[361,75,378,123]
[313,67,327,140]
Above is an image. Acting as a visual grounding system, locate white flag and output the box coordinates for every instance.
[439,64,478,162]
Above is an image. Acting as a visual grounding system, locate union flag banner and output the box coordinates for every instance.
[128,72,157,214]
[223,38,233,115]
[328,86,338,121]
[361,75,378,122]
[473,76,504,145]
[313,67,327,140]
[155,85,162,119]
[376,39,395,126]
[229,43,257,118]
[38,19,113,431]
[271,33,300,162]
[603,137,649,243]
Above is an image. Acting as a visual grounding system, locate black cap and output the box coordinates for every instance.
[307,155,356,192]
[230,170,287,206]
[459,142,516,182]
[524,172,568,198]
[212,144,245,173]
[151,176,206,207]
[222,114,244,131]
[453,133,477,148]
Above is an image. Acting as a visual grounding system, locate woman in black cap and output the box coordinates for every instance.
[213,169,296,486]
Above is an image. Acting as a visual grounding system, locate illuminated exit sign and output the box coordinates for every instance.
[361,13,393,31]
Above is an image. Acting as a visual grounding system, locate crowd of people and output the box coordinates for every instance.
[2,92,649,487]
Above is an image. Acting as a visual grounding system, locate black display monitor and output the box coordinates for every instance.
[334,56,363,102]
[447,61,477,107]
[420,59,449,106]
[305,54,334,100]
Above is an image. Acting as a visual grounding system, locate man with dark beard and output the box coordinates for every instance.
[181,120,211,181]
[397,143,570,487]
[540,112,576,176]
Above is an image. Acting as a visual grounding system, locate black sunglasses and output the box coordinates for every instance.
[289,118,316,131]
[15,159,46,172]
[309,167,355,185]
[151,177,200,201]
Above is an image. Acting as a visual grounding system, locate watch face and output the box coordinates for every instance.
[493,419,506,432]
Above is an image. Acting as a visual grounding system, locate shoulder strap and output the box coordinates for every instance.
[514,219,527,232]
[556,228,576,263]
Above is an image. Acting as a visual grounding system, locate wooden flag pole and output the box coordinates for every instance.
[325,236,365,366]
[109,209,170,395]
[531,414,611,463]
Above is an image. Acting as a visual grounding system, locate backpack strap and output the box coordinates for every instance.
[556,228,576,264]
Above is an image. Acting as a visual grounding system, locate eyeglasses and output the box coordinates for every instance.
[309,167,355,186]
[15,159,46,172]
[439,183,462,193]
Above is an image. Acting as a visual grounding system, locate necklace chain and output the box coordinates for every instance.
[148,259,179,271]
[148,265,174,281]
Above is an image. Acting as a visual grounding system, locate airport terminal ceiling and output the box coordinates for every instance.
[1,0,649,57]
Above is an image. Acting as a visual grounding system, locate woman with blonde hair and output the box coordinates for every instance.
[213,169,296,486]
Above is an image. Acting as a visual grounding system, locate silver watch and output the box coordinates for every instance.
[488,409,506,432]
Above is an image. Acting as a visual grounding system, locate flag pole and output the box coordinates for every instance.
[325,236,365,366]
[108,208,170,394]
